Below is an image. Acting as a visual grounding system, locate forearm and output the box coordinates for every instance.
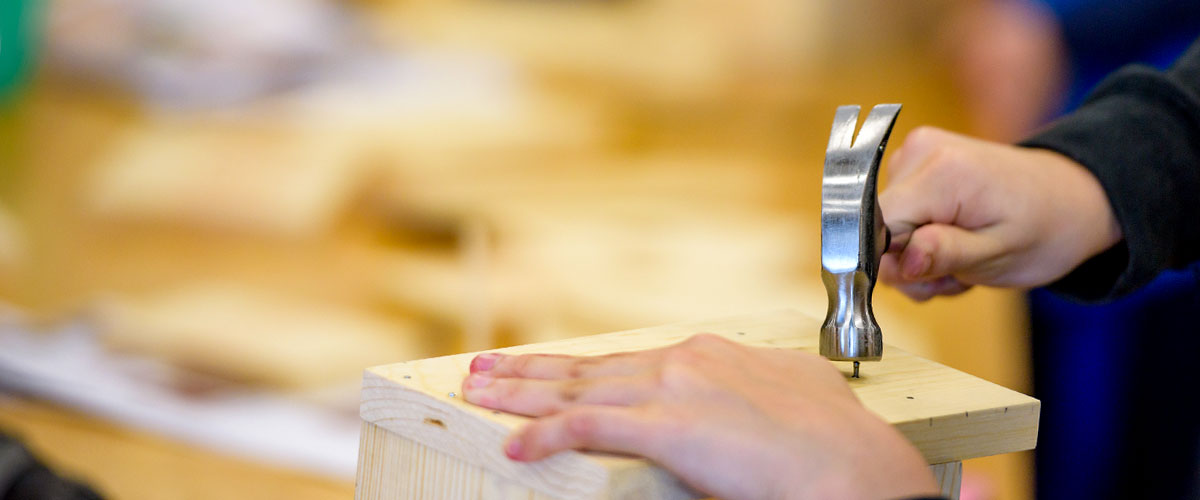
[1021,37,1200,301]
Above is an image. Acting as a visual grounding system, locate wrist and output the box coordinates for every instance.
[1036,149,1123,274]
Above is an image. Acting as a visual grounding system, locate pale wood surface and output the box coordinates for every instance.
[357,422,967,500]
[356,421,700,500]
[356,421,564,500]
[930,461,963,500]
[91,282,434,389]
[359,309,1038,499]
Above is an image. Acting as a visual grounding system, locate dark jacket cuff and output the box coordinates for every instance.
[1020,61,1200,301]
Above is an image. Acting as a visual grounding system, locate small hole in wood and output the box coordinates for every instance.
[423,418,447,429]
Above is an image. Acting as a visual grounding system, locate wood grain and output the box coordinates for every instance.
[930,461,963,500]
[356,420,698,500]
[358,422,969,500]
[358,308,1038,499]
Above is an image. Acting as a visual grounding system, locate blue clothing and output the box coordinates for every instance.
[1024,2,1200,498]
[1043,0,1200,111]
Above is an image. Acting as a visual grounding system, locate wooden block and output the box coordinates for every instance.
[356,309,1038,499]
[93,283,434,389]
[85,119,365,238]
[356,421,692,500]
[929,461,963,500]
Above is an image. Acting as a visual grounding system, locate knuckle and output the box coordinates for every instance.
[559,379,586,403]
[661,344,700,366]
[906,126,939,146]
[497,378,523,400]
[925,145,958,174]
[511,355,536,375]
[919,224,949,251]
[567,357,598,379]
[904,126,953,154]
[925,146,979,189]
[564,411,601,442]
[679,333,729,351]
[655,360,703,392]
[690,332,727,344]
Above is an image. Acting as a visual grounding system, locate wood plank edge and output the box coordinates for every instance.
[359,370,634,499]
[896,400,1040,464]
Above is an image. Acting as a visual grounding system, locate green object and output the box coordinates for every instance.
[2,0,38,195]
[1,0,40,103]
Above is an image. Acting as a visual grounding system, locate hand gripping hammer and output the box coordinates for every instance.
[820,104,901,378]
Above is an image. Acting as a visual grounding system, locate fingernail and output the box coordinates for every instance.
[465,373,493,389]
[504,438,524,460]
[470,353,501,373]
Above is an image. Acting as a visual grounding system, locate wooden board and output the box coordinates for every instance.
[930,461,963,500]
[356,422,964,500]
[358,309,1038,499]
[92,283,434,389]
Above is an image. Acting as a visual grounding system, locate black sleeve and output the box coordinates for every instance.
[0,433,103,500]
[1019,37,1200,302]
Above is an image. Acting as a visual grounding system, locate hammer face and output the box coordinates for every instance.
[819,104,901,364]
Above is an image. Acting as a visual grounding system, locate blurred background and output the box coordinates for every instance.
[1,0,1195,499]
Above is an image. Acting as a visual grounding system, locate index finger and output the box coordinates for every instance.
[471,351,655,380]
[885,126,958,183]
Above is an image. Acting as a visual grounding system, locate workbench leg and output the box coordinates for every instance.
[929,462,962,500]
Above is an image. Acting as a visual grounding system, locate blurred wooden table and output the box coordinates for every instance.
[0,2,1036,498]
[0,397,353,500]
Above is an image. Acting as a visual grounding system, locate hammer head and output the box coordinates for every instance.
[819,104,901,362]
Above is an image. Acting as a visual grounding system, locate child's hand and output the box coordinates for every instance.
[879,127,1121,300]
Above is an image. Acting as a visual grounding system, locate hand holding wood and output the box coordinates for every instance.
[461,334,938,500]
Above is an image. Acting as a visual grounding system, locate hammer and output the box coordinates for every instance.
[820,104,902,378]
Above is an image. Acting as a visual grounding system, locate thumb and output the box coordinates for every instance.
[894,223,1005,282]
